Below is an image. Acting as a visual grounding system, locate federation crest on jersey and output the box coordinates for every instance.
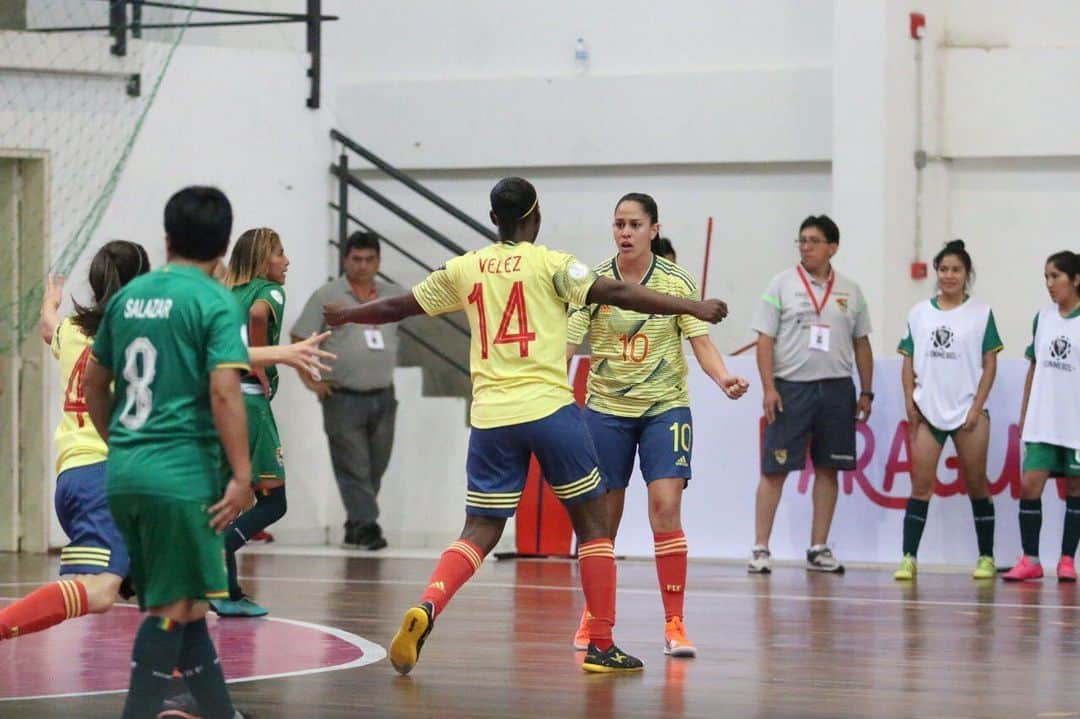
[1050,336,1072,360]
[835,297,848,311]
[931,326,954,350]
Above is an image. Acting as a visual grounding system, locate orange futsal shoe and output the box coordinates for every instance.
[663,616,697,658]
[573,608,591,650]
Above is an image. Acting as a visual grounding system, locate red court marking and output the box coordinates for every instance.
[0,600,385,701]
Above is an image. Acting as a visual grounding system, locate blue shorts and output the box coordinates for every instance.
[54,461,130,577]
[465,403,605,518]
[584,406,693,490]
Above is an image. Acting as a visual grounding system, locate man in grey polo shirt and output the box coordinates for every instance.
[748,215,874,574]
[292,232,400,550]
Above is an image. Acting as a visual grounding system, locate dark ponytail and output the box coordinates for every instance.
[72,240,150,336]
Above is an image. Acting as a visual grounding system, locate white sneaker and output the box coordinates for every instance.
[748,545,772,574]
[806,545,844,573]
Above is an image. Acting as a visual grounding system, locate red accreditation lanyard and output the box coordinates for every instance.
[795,265,835,318]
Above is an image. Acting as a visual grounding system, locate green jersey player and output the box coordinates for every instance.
[212,227,291,618]
[85,186,255,719]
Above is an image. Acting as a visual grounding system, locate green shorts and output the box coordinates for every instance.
[1022,442,1080,477]
[107,493,229,610]
[923,410,989,447]
[245,394,285,484]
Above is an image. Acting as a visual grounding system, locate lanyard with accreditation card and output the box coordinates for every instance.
[796,264,834,352]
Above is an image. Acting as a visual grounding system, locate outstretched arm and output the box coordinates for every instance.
[586,277,727,324]
[250,331,335,379]
[324,292,425,327]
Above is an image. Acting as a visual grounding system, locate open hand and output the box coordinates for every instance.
[284,331,336,380]
[44,274,64,309]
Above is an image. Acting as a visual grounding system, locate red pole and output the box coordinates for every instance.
[700,216,714,299]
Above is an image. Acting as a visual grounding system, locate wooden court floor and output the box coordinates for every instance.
[3,550,1080,719]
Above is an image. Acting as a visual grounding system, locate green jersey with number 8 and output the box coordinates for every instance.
[92,264,250,503]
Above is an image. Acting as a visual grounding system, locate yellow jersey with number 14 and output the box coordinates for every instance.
[51,317,109,474]
[412,241,597,429]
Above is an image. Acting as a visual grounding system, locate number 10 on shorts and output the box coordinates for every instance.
[669,422,691,452]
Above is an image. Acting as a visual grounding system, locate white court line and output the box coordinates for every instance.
[0,602,386,703]
[232,574,1080,613]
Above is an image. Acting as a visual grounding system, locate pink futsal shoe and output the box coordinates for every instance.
[1057,556,1077,582]
[1002,556,1044,582]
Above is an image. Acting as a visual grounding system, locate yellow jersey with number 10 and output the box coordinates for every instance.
[567,254,710,418]
[51,317,109,474]
[412,241,597,429]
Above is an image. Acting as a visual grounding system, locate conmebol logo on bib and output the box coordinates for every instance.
[1050,336,1072,360]
[930,326,954,350]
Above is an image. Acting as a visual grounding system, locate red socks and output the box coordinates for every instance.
[0,579,88,640]
[419,539,485,617]
[578,538,616,650]
[654,530,688,621]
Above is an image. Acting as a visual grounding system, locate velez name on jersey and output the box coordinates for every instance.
[123,298,174,319]
[478,255,523,274]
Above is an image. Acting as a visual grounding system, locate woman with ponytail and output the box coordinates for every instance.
[894,240,1003,581]
[1003,250,1080,582]
[0,241,150,642]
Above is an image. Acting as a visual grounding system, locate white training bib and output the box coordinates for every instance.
[906,298,994,431]
[1023,304,1080,448]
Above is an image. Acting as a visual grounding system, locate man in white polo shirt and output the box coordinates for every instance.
[748,215,874,574]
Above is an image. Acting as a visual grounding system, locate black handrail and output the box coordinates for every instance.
[375,272,470,376]
[330,163,468,256]
[331,129,496,243]
[329,203,436,273]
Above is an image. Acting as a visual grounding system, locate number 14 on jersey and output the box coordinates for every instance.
[467,281,536,359]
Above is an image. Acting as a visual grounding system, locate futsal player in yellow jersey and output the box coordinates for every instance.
[566,194,749,658]
[0,242,150,643]
[325,177,728,675]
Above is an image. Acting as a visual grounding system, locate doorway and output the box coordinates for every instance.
[0,155,49,553]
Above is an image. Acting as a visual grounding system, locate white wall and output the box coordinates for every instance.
[12,0,1080,553]
[4,31,472,549]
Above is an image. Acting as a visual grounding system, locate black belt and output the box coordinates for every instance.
[330,385,393,397]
